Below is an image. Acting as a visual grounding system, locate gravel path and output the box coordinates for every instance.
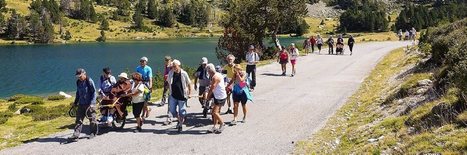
[0,41,411,155]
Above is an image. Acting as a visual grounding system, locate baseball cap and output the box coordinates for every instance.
[201,57,208,64]
[140,56,148,62]
[75,68,86,76]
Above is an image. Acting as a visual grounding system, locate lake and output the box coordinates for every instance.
[0,37,304,98]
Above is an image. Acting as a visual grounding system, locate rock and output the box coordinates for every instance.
[416,88,428,95]
[417,79,433,87]
[20,108,32,114]
[14,109,21,115]
[368,138,378,143]
[378,136,385,140]
[59,91,72,98]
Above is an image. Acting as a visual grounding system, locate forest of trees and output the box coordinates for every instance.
[338,1,389,32]
[0,0,213,43]
[395,1,467,31]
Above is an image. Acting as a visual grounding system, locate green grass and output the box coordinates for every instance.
[295,45,466,154]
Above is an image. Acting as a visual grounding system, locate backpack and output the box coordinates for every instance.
[280,52,288,60]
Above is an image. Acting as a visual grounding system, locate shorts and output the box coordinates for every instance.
[213,98,226,106]
[132,102,144,118]
[232,92,247,104]
[280,59,288,64]
[291,59,297,65]
[198,86,207,96]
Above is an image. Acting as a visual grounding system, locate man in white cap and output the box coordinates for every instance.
[245,45,259,91]
[167,59,192,132]
[194,57,210,112]
[136,56,153,118]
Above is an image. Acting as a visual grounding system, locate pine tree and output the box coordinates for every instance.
[147,0,157,19]
[0,0,6,11]
[6,11,26,39]
[133,3,144,30]
[40,11,55,43]
[96,30,106,42]
[89,2,97,22]
[100,17,109,30]
[116,0,131,16]
[28,12,43,42]
[160,6,176,27]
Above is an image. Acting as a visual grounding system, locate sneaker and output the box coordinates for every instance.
[281,73,286,76]
[225,109,233,114]
[137,127,142,132]
[177,124,183,132]
[242,118,247,123]
[163,119,172,126]
[230,120,237,126]
[216,124,225,134]
[68,135,79,140]
[207,127,217,133]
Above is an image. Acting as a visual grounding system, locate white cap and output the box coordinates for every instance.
[140,56,148,62]
[249,45,255,50]
[172,59,181,66]
[201,57,208,64]
[118,72,128,79]
[291,43,295,46]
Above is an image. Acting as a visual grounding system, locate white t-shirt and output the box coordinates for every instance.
[246,52,260,65]
[131,83,145,103]
[290,48,299,60]
[213,73,227,100]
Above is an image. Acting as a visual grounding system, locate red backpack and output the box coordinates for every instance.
[280,51,288,60]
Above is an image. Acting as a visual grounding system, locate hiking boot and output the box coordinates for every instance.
[216,124,225,134]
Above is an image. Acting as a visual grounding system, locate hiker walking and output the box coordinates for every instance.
[194,57,210,108]
[167,59,192,132]
[310,36,316,53]
[205,63,227,134]
[227,64,252,125]
[136,56,152,118]
[123,73,147,132]
[98,67,116,97]
[316,35,323,54]
[223,54,236,114]
[68,68,98,141]
[289,43,299,77]
[245,45,260,91]
[162,56,174,125]
[411,27,417,42]
[397,29,403,41]
[278,46,289,76]
[303,38,311,54]
[327,35,334,55]
[348,35,355,55]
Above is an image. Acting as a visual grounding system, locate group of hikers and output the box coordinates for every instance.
[68,33,357,140]
[397,27,417,41]
[302,34,355,55]
[69,45,261,140]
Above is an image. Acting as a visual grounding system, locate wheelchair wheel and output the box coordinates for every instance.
[112,116,126,129]
[68,106,77,117]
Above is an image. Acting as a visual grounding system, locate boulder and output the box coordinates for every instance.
[417,79,433,87]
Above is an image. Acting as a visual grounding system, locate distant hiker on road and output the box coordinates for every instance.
[161,56,172,106]
[411,27,417,42]
[278,46,289,76]
[205,63,227,134]
[98,67,116,97]
[327,35,334,55]
[223,54,236,114]
[310,36,316,53]
[226,64,252,125]
[136,56,152,118]
[123,72,146,132]
[398,29,403,41]
[162,56,173,125]
[405,30,410,40]
[194,57,210,108]
[316,35,323,54]
[167,59,192,132]
[289,43,299,77]
[303,38,311,54]
[68,68,97,141]
[246,45,260,91]
[348,35,355,55]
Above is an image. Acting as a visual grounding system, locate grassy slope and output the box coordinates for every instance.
[295,47,466,154]
[0,90,162,150]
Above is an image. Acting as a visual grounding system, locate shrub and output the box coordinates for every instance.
[14,96,44,105]
[23,105,69,121]
[0,111,13,125]
[47,95,66,101]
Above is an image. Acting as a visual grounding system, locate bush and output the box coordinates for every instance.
[47,95,66,101]
[23,105,69,121]
[8,103,17,112]
[14,96,44,105]
[0,111,13,125]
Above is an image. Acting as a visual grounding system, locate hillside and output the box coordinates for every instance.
[296,18,467,154]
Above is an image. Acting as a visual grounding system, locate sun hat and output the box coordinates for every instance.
[118,72,128,79]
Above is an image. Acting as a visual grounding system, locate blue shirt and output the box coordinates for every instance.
[136,65,153,82]
[99,75,116,95]
[74,78,97,105]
